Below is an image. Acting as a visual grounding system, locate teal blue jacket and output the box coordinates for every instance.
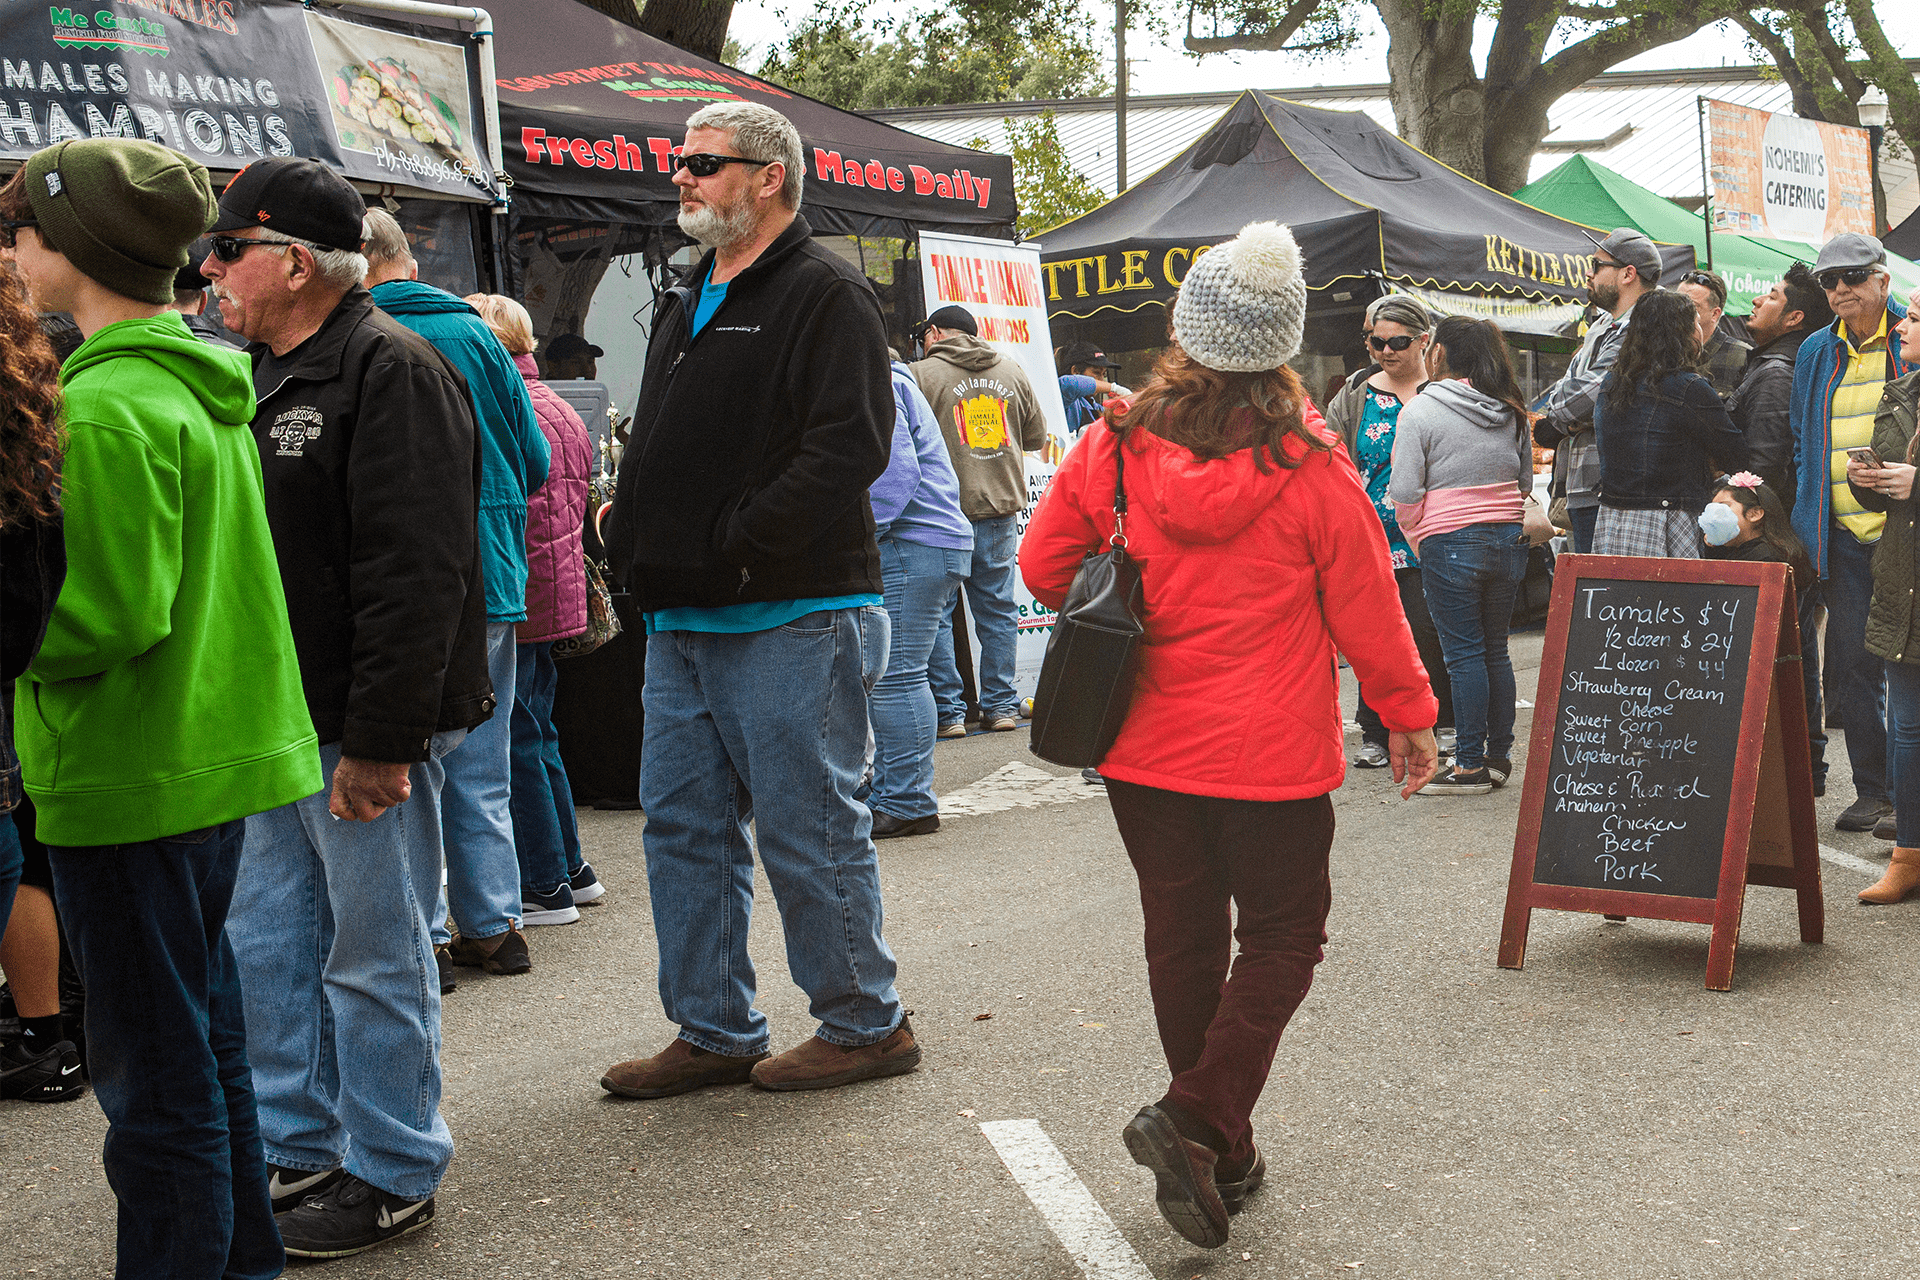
[373,280,550,621]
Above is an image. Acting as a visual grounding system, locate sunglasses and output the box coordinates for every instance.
[1590,257,1625,272]
[1682,270,1720,287]
[1368,333,1419,352]
[673,152,773,178]
[1818,266,1875,291]
[0,219,36,248]
[205,234,304,263]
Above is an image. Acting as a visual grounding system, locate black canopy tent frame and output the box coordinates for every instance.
[1889,205,1920,263]
[1037,90,1696,354]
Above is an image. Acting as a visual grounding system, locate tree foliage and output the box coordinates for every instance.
[1735,2,1916,164]
[971,111,1110,238]
[757,0,1106,111]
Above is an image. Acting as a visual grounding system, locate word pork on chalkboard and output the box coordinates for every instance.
[1499,555,1821,991]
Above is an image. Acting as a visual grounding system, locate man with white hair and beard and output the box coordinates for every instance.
[598,102,918,1098]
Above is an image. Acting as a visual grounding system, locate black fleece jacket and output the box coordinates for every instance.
[1728,329,1810,504]
[604,214,892,610]
[249,288,495,762]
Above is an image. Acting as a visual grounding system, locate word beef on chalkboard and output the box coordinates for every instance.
[1534,579,1758,901]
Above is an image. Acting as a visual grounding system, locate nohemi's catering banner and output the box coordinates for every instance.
[0,0,494,202]
[917,231,1073,701]
[1705,99,1874,242]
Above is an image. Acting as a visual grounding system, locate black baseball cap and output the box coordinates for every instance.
[174,241,211,293]
[547,333,604,360]
[211,157,366,252]
[1060,340,1119,370]
[911,304,977,340]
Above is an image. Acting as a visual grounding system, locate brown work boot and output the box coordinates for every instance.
[600,1038,768,1099]
[1122,1104,1230,1248]
[749,1015,922,1091]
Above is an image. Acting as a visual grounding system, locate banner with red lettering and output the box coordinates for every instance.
[919,231,1072,698]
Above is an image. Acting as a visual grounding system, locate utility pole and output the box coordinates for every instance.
[1115,0,1127,191]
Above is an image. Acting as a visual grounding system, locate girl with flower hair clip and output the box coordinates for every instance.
[1700,471,1813,604]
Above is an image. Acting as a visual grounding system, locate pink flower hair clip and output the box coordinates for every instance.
[1728,471,1764,490]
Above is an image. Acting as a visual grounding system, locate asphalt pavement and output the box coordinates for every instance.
[7,630,1920,1278]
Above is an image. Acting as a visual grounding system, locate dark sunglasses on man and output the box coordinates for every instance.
[204,234,305,263]
[1681,270,1720,288]
[0,218,36,248]
[673,152,772,178]
[1368,333,1419,353]
[1818,266,1876,291]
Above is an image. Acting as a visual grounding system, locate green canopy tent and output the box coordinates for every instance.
[1516,155,1920,312]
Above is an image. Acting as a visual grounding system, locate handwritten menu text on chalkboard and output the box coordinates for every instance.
[1532,577,1760,900]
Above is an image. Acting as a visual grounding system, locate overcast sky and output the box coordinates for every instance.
[728,4,1920,102]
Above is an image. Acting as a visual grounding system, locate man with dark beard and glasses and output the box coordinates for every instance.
[597,103,918,1099]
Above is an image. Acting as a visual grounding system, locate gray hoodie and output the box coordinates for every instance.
[1387,379,1532,549]
[909,333,1049,521]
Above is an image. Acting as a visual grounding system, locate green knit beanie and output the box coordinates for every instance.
[23,140,218,306]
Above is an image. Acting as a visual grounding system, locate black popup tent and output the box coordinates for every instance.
[1040,90,1693,353]
[1889,206,1920,263]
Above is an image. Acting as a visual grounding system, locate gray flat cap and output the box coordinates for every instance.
[1812,232,1887,275]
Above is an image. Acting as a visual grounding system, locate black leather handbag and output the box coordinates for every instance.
[1029,432,1146,768]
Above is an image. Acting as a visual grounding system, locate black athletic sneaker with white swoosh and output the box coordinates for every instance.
[266,1163,344,1213]
[276,1172,435,1257]
[0,1038,86,1102]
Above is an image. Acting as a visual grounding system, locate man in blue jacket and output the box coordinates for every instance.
[1790,233,1912,831]
[363,209,554,972]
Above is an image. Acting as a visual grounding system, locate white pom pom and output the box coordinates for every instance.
[1227,221,1301,294]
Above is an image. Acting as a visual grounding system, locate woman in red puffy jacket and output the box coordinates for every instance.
[1021,222,1439,1251]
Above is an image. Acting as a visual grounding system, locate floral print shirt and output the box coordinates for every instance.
[1354,385,1415,569]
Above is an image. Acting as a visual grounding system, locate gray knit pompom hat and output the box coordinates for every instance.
[1171,221,1307,372]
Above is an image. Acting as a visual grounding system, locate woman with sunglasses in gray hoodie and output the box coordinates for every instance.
[1389,317,1536,795]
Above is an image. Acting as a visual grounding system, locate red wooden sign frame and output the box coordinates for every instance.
[1497,554,1822,991]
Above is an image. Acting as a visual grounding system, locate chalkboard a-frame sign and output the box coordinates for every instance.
[1498,555,1822,991]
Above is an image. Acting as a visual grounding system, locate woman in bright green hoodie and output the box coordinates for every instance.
[6,139,319,1280]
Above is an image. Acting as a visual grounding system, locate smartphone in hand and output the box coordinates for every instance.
[1848,447,1884,469]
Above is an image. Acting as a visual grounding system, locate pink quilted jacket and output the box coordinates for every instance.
[516,353,592,642]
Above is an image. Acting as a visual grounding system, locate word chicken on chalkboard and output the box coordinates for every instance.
[1499,556,1821,991]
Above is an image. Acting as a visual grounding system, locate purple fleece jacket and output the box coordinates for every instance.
[872,362,974,550]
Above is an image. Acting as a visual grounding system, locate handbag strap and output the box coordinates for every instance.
[1111,429,1129,550]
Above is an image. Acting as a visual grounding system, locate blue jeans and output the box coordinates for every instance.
[1568,504,1597,554]
[930,513,1021,722]
[641,607,903,1054]
[873,538,970,820]
[0,809,19,939]
[1800,526,1888,801]
[1888,661,1920,845]
[1420,523,1529,772]
[230,735,462,1202]
[48,820,282,1280]
[434,621,520,942]
[511,640,583,891]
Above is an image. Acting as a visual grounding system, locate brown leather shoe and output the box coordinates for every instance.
[1123,1105,1230,1248]
[600,1039,768,1099]
[749,1016,922,1091]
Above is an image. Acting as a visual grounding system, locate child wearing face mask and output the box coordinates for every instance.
[1699,473,1811,654]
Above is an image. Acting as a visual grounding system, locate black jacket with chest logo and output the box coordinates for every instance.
[248,287,495,762]
[603,214,892,610]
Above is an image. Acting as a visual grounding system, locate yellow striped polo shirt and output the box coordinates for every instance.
[1828,311,1891,543]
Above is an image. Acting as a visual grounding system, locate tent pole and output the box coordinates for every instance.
[1115,0,1127,192]
[1696,95,1713,272]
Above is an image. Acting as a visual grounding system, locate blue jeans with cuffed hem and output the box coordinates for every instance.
[1800,526,1888,801]
[872,538,969,821]
[510,640,583,893]
[434,621,521,942]
[49,820,283,1280]
[230,735,461,1203]
[641,607,903,1055]
[1420,523,1529,773]
[930,513,1022,722]
[0,810,19,939]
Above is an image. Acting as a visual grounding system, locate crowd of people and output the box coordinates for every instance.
[2,93,1919,1273]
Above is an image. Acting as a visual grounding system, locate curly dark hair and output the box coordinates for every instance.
[1107,343,1327,473]
[0,173,64,527]
[1605,290,1701,411]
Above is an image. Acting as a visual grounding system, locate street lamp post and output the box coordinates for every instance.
[1859,85,1889,235]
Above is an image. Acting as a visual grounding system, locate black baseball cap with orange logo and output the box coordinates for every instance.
[210,157,367,252]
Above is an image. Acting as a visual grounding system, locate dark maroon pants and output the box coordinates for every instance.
[1106,780,1335,1166]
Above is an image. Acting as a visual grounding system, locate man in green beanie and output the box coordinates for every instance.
[4,137,321,1280]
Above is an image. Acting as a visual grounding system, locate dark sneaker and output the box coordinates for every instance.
[1122,1105,1230,1248]
[1419,767,1493,796]
[433,945,457,995]
[1486,757,1513,788]
[0,1039,86,1102]
[750,1015,922,1091]
[446,927,531,975]
[521,882,580,926]
[1351,741,1389,769]
[1215,1146,1265,1214]
[872,810,940,839]
[1081,767,1106,786]
[1874,811,1898,841]
[276,1173,434,1258]
[601,1038,769,1099]
[267,1164,344,1214]
[1838,797,1894,832]
[568,861,606,904]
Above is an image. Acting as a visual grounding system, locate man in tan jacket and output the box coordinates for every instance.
[909,304,1049,732]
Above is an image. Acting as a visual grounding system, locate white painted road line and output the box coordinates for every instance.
[979,1119,1155,1280]
[1819,843,1884,877]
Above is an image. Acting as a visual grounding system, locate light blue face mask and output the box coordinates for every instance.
[1699,501,1742,547]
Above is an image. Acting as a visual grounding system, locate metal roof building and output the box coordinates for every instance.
[868,65,1918,228]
